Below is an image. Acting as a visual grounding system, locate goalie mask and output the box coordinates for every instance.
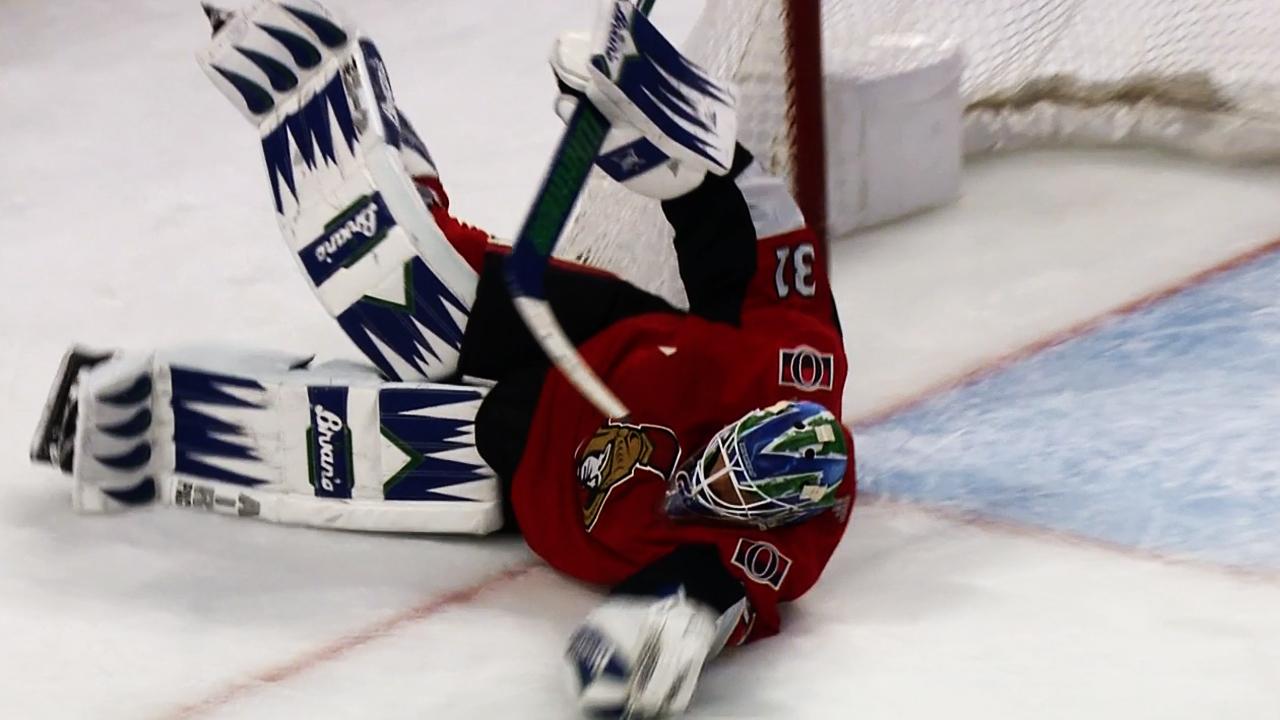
[665,401,848,529]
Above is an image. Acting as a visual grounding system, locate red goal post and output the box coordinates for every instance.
[784,0,828,249]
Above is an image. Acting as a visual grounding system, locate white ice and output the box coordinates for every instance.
[2,2,1279,719]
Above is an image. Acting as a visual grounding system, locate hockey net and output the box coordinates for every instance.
[559,0,1280,307]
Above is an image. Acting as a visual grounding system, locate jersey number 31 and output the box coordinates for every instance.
[774,243,817,299]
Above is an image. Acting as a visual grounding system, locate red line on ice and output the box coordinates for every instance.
[158,562,539,720]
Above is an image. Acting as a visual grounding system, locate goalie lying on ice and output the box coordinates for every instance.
[29,1,856,717]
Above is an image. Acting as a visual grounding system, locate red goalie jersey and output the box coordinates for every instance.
[505,158,856,645]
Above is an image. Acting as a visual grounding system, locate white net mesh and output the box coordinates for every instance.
[836,0,1280,159]
[560,0,791,307]
[559,0,1280,306]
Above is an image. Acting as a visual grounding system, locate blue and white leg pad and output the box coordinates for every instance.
[198,1,476,381]
[70,347,501,534]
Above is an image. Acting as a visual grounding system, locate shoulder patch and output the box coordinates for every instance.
[574,421,680,531]
[731,538,793,590]
[779,345,834,392]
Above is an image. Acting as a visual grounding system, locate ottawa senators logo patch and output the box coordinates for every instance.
[779,345,834,392]
[731,539,793,590]
[574,421,680,531]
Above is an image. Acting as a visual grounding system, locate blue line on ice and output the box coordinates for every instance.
[857,249,1280,570]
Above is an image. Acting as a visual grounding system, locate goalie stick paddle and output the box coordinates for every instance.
[505,0,658,421]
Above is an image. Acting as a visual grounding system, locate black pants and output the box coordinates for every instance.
[462,146,759,478]
[459,254,677,494]
[462,147,760,528]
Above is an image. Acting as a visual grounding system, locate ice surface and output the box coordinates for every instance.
[860,249,1280,569]
[2,2,1279,719]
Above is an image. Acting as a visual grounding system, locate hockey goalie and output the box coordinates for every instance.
[29,1,855,717]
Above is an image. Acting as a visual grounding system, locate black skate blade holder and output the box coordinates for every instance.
[202,3,233,35]
[29,346,113,470]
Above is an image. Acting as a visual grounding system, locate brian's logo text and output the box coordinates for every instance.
[316,199,378,265]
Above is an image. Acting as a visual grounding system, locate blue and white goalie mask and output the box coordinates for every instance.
[665,401,848,529]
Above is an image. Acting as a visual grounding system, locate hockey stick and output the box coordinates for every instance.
[505,0,658,420]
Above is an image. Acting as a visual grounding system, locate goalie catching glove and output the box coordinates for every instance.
[567,590,737,719]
